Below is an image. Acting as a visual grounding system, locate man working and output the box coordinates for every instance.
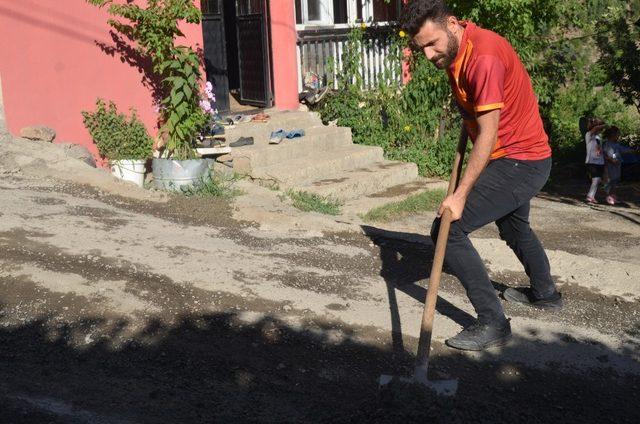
[400,0,562,351]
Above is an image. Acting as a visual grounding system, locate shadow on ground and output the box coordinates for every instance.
[0,308,638,423]
[541,177,640,214]
[361,225,476,355]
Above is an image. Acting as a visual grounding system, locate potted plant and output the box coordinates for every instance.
[82,99,153,187]
[88,0,213,192]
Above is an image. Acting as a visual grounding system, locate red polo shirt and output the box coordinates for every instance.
[447,21,551,160]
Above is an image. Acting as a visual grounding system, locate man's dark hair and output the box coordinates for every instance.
[399,0,452,37]
[603,126,620,139]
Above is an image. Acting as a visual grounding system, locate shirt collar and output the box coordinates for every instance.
[448,20,475,74]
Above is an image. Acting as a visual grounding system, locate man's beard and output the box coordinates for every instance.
[431,28,459,69]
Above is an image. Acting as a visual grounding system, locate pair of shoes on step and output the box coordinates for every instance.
[269,129,305,144]
[231,114,252,124]
[203,123,225,137]
[199,137,225,148]
[446,288,562,351]
[229,136,254,147]
[251,113,270,123]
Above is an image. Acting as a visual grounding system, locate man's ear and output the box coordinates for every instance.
[447,15,458,30]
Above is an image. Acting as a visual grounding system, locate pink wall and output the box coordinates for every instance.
[0,0,204,162]
[268,0,299,110]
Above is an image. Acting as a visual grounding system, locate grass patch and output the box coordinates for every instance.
[362,188,446,222]
[180,172,243,198]
[286,190,342,215]
[257,179,280,191]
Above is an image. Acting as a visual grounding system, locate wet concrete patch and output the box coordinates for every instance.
[68,206,121,218]
[55,182,243,230]
[326,303,349,311]
[0,228,294,319]
[264,270,371,300]
[0,272,108,324]
[30,196,67,206]
[154,244,209,258]
[66,205,132,231]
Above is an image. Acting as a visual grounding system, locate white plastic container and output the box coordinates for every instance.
[110,159,146,187]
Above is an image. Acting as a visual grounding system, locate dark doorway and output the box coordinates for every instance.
[201,0,230,112]
[223,0,240,93]
[201,0,273,112]
[235,0,273,107]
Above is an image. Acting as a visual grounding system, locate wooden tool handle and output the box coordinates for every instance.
[415,134,467,367]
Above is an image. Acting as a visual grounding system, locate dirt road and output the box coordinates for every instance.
[0,150,639,422]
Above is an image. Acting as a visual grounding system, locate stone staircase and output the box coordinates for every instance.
[221,110,420,202]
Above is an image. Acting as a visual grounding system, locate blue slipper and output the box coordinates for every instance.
[269,129,286,144]
[286,129,305,139]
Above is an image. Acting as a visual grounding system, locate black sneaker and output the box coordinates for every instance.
[503,287,563,310]
[445,320,512,351]
[229,136,254,147]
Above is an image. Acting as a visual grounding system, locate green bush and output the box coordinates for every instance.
[318,29,458,178]
[82,99,153,161]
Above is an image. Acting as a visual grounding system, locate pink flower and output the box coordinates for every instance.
[199,99,212,112]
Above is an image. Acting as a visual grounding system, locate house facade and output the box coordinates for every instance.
[0,0,402,156]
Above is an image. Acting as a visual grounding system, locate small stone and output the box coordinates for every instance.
[20,125,56,142]
[63,143,97,167]
[283,305,292,312]
[215,154,233,163]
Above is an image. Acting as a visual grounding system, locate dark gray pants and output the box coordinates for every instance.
[431,157,557,325]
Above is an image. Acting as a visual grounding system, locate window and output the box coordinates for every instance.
[296,0,334,25]
[333,0,348,24]
[372,0,400,22]
[237,0,263,15]
[295,0,303,24]
[294,0,401,27]
[200,0,220,15]
[307,0,322,21]
[356,0,363,21]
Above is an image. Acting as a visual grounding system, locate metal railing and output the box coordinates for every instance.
[296,26,402,92]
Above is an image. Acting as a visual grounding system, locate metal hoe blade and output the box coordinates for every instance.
[378,364,458,397]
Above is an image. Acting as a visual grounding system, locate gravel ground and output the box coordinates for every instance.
[0,136,638,423]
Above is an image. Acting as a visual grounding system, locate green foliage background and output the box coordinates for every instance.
[317,0,640,178]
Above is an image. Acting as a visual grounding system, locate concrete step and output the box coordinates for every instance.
[341,177,448,217]
[226,124,338,146]
[251,145,384,186]
[231,126,353,173]
[295,160,420,201]
[226,111,323,137]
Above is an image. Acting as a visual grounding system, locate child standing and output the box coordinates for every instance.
[603,126,622,205]
[585,118,606,203]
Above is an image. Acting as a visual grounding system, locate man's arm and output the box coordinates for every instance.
[438,109,500,220]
